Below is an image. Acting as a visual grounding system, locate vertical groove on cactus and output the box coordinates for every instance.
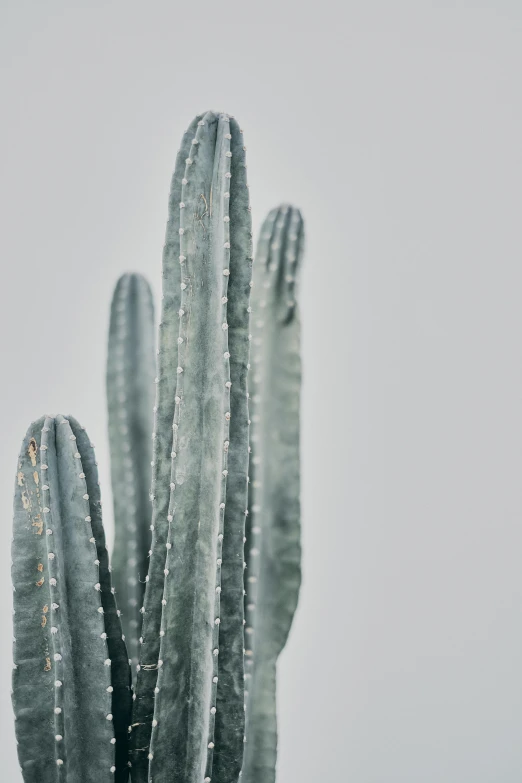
[131,110,252,783]
[12,415,132,783]
[242,205,304,783]
[107,272,156,675]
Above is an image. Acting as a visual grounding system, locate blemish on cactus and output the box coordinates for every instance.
[28,437,38,466]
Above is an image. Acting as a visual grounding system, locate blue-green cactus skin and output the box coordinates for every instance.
[12,415,132,783]
[107,273,155,674]
[130,110,252,783]
[242,206,304,783]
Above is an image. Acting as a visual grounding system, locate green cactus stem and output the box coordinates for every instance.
[242,205,304,783]
[12,414,132,783]
[107,272,156,674]
[130,110,252,783]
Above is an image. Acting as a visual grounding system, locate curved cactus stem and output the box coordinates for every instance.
[12,415,131,783]
[242,205,304,783]
[107,272,156,675]
[131,110,252,783]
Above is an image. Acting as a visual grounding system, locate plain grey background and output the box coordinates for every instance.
[1,1,521,780]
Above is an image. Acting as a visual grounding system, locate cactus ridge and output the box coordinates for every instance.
[242,205,304,783]
[12,415,131,783]
[107,272,156,676]
[212,115,252,783]
[131,110,252,783]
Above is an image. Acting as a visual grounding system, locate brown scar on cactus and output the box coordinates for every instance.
[44,657,51,672]
[32,514,43,535]
[21,492,30,510]
[17,471,24,487]
[28,438,38,467]
[33,471,39,486]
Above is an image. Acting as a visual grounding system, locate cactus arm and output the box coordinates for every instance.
[212,118,253,783]
[12,415,131,783]
[68,416,132,782]
[242,206,304,783]
[107,272,155,673]
[129,113,203,782]
[12,416,56,781]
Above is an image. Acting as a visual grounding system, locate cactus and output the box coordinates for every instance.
[242,205,304,783]
[130,110,253,783]
[11,111,305,783]
[12,414,132,783]
[107,272,156,673]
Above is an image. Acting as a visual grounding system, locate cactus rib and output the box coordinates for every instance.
[212,117,253,783]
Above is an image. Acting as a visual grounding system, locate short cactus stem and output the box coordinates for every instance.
[12,415,132,783]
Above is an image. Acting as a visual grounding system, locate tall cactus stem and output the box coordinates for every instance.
[131,111,252,783]
[242,205,304,783]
